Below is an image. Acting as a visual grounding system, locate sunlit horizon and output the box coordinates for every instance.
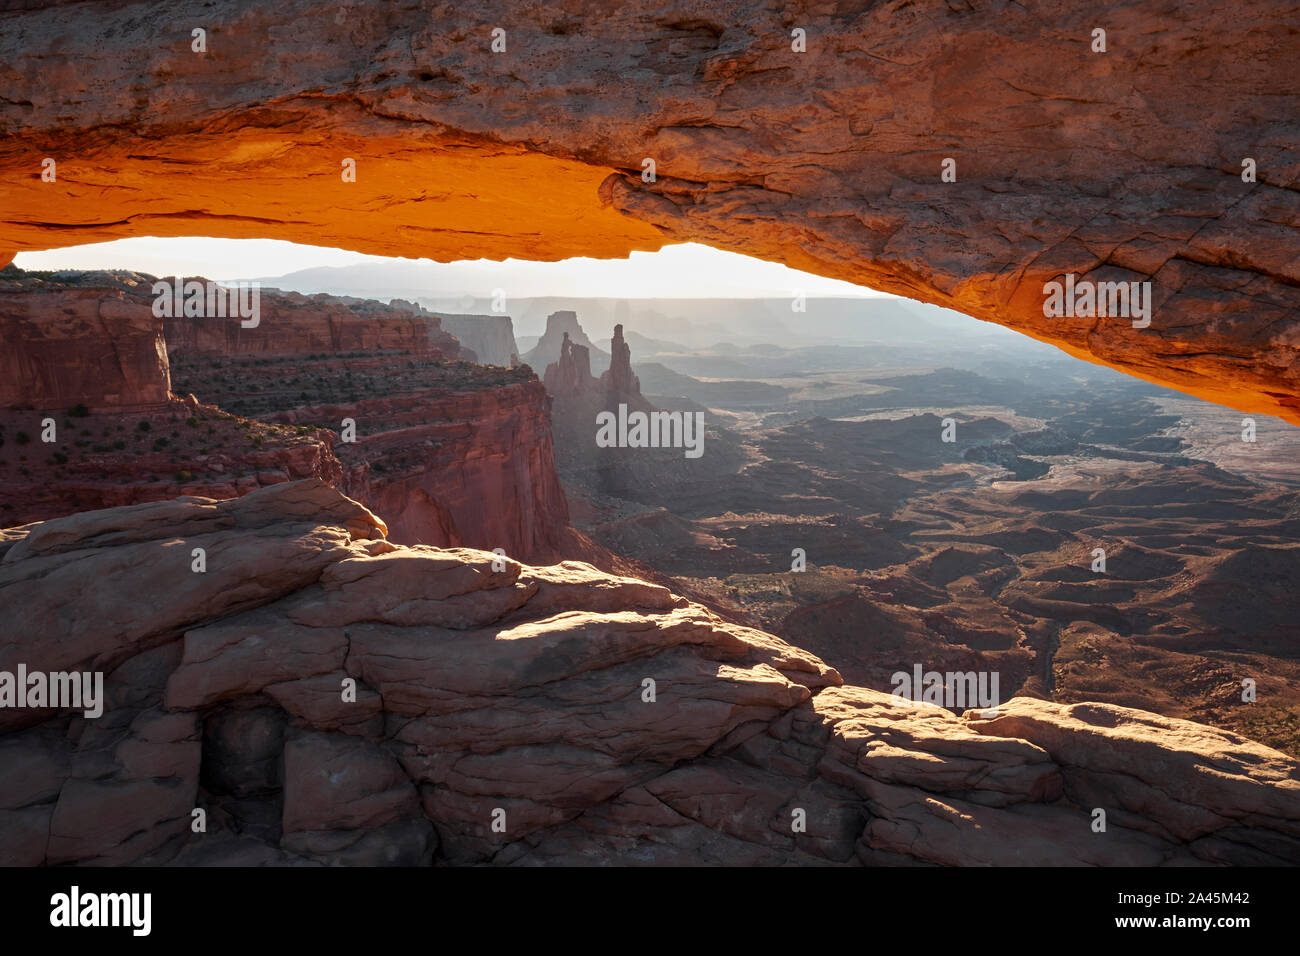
[12,237,897,300]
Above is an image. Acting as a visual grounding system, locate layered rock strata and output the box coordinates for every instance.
[0,274,171,411]
[0,481,1296,866]
[266,379,571,560]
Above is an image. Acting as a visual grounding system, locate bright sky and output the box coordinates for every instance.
[13,237,894,299]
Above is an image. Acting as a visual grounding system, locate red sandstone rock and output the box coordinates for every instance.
[266,380,570,561]
[164,291,460,359]
[0,3,1296,420]
[282,729,423,834]
[0,399,343,528]
[0,267,462,417]
[0,482,1296,866]
[542,332,594,397]
[543,323,650,414]
[0,270,572,547]
[0,286,170,411]
[543,317,654,418]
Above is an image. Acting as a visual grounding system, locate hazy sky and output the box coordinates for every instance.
[14,238,894,299]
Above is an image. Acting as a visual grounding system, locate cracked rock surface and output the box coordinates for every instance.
[0,1,1297,420]
[1,480,1296,865]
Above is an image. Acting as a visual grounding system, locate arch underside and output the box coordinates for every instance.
[2,0,1296,421]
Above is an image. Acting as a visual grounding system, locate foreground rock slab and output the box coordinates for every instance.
[0,480,1296,865]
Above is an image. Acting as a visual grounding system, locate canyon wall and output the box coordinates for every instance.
[164,291,461,358]
[0,1,1296,420]
[433,313,519,367]
[0,274,171,411]
[1,480,1296,866]
[0,270,342,524]
[0,269,563,557]
[266,381,570,561]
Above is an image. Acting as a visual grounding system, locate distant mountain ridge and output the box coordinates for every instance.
[245,259,1028,350]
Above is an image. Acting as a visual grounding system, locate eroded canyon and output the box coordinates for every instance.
[1,0,1298,870]
[2,268,1299,866]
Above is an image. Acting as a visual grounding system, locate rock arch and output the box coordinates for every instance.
[1,0,1296,419]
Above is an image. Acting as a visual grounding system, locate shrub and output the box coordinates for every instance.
[15,431,30,445]
[69,404,90,417]
[186,416,200,427]
[136,420,151,432]
[50,452,68,465]
[112,440,126,450]
[176,470,194,482]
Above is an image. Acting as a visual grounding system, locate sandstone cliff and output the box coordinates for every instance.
[434,313,520,367]
[0,2,1296,420]
[0,267,464,414]
[0,273,171,411]
[0,269,570,559]
[1,480,1296,866]
[0,270,351,525]
[164,290,461,359]
[265,379,571,561]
